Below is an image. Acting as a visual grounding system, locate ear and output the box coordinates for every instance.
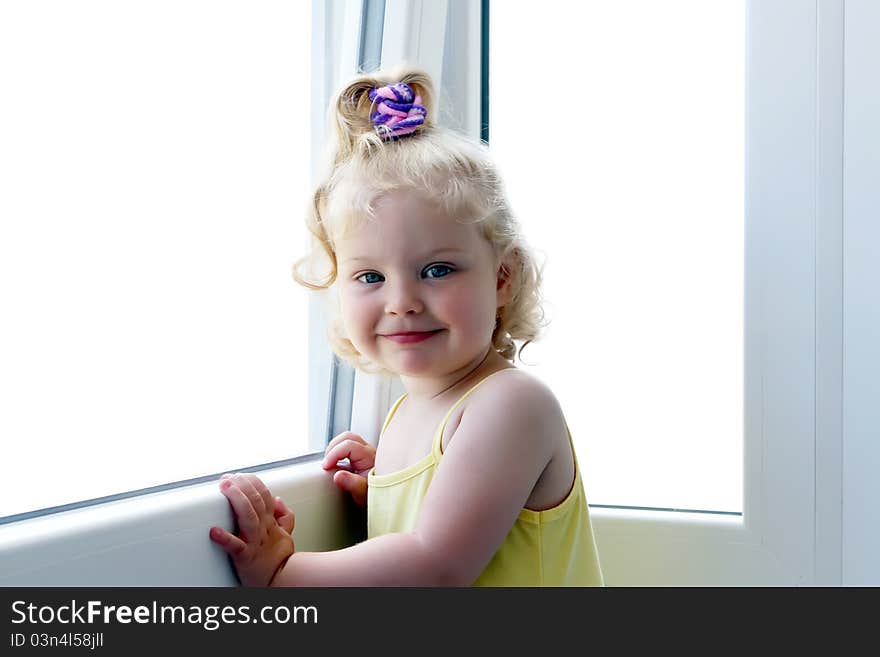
[495,256,515,309]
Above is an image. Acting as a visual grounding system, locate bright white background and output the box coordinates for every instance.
[0,1,313,519]
[490,1,744,512]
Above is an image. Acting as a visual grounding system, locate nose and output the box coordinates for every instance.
[384,279,424,316]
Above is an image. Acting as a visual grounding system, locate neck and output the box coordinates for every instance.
[398,347,512,402]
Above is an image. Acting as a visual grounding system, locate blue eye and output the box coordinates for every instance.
[356,272,384,284]
[423,264,454,279]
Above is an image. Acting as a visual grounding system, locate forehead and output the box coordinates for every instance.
[336,189,484,259]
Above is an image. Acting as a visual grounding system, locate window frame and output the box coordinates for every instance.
[840,0,880,585]
[0,0,371,584]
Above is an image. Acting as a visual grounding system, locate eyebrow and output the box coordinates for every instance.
[344,248,468,264]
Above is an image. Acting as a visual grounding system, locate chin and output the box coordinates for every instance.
[382,350,447,377]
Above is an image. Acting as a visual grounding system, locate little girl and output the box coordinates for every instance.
[209,65,603,586]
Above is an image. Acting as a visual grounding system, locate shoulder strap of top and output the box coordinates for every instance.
[432,367,518,456]
[379,392,408,440]
[565,423,581,473]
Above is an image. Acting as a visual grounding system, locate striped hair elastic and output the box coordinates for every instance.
[368,82,427,140]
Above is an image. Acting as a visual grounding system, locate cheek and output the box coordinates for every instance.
[338,291,376,337]
[438,283,496,334]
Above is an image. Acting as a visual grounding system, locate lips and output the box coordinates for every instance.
[381,330,442,344]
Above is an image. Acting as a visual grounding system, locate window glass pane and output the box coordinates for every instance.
[490,1,744,512]
[0,1,312,519]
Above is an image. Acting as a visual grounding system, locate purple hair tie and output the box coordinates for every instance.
[368,82,426,140]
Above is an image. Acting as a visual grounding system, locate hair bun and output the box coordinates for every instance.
[368,82,427,140]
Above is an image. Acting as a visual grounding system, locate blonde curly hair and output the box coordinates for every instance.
[293,64,545,372]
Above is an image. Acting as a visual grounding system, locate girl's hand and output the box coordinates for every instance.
[322,431,375,508]
[209,473,295,587]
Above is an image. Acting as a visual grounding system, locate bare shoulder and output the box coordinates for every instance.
[414,368,573,583]
[468,368,576,511]
[471,368,563,418]
[450,368,567,461]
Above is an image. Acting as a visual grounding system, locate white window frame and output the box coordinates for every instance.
[588,0,826,585]
[585,0,850,586]
[0,0,369,585]
[840,0,880,585]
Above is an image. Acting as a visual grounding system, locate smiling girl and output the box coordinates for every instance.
[209,65,603,587]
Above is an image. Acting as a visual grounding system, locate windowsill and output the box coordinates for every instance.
[0,454,754,587]
[0,456,364,586]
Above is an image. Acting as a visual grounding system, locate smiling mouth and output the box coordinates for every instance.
[381,330,443,344]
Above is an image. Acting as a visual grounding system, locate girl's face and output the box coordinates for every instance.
[335,189,510,379]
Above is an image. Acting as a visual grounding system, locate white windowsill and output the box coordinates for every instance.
[0,457,363,586]
[0,454,759,587]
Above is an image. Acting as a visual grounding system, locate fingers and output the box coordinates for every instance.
[234,475,268,517]
[209,526,248,556]
[241,473,275,518]
[218,473,293,537]
[322,438,376,473]
[220,474,275,542]
[221,473,273,517]
[273,496,295,534]
[333,470,368,508]
[219,476,262,540]
[323,431,368,467]
[325,431,367,452]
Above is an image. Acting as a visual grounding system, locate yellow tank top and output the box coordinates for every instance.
[367,370,604,586]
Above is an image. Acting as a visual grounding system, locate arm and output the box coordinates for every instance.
[212,474,448,586]
[280,432,447,586]
[271,532,445,587]
[212,373,560,586]
[276,373,561,587]
[408,373,562,585]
